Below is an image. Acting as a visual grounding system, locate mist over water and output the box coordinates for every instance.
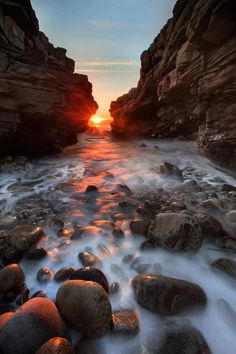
[1,133,236,353]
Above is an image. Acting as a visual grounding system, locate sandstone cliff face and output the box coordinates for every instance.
[0,0,98,156]
[110,0,236,166]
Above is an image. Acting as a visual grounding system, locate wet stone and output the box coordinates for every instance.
[122,254,134,264]
[211,258,236,282]
[37,267,53,282]
[112,228,125,238]
[54,267,76,282]
[140,240,155,250]
[110,282,120,295]
[130,219,150,236]
[24,246,47,260]
[78,252,102,268]
[158,162,183,180]
[136,207,153,219]
[132,274,207,315]
[0,264,25,292]
[111,310,139,336]
[70,267,109,293]
[3,248,23,265]
[85,185,99,193]
[31,290,47,299]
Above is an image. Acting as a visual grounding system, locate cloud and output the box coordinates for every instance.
[76,60,139,67]
[84,20,150,30]
[75,60,140,73]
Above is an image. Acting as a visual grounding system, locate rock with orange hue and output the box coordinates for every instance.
[36,338,74,354]
[0,0,97,157]
[0,312,14,332]
[56,280,112,338]
[0,298,69,354]
[0,264,25,292]
[110,0,236,167]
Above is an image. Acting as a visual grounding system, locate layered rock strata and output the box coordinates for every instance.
[110,0,236,166]
[0,0,98,156]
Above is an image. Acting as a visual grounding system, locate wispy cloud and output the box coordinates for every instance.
[84,20,150,30]
[76,60,139,67]
[75,60,140,73]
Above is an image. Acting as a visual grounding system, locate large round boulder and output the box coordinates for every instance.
[0,298,69,354]
[70,267,109,293]
[36,337,75,354]
[148,213,202,252]
[56,280,112,338]
[132,274,206,315]
[0,312,14,332]
[0,264,25,292]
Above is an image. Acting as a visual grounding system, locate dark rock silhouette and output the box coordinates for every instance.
[110,0,236,166]
[0,0,98,156]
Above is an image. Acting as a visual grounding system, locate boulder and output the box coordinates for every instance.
[54,267,76,282]
[56,280,112,338]
[0,298,69,354]
[0,312,14,332]
[148,213,202,252]
[36,337,75,354]
[0,264,25,292]
[132,274,206,315]
[194,213,224,237]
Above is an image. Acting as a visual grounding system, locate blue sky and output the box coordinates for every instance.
[31,0,176,117]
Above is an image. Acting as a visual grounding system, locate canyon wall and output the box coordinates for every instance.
[110,0,236,166]
[0,0,98,156]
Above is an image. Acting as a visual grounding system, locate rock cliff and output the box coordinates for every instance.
[110,0,236,166]
[0,0,98,156]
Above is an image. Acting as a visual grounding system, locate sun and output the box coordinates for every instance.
[88,115,110,127]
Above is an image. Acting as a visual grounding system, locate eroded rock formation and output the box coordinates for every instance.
[110,0,236,166]
[0,0,98,156]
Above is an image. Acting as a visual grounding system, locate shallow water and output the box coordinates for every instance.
[1,133,236,353]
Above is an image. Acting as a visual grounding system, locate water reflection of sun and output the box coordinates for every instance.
[88,115,112,128]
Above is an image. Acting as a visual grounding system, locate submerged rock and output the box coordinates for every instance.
[36,337,75,354]
[155,325,212,354]
[37,267,54,283]
[56,280,112,338]
[148,213,202,252]
[132,274,206,315]
[158,162,183,180]
[211,258,236,282]
[0,298,69,354]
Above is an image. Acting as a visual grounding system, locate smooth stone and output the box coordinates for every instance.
[36,337,75,354]
[0,264,25,292]
[0,312,14,332]
[74,338,105,354]
[0,298,69,354]
[56,280,112,339]
[112,228,125,238]
[156,325,212,354]
[15,237,30,251]
[70,267,109,293]
[54,267,76,282]
[148,213,202,252]
[37,268,53,282]
[78,252,102,268]
[0,216,17,228]
[6,226,45,248]
[222,184,236,192]
[31,290,47,299]
[110,282,120,295]
[158,162,183,180]
[2,248,23,264]
[25,246,47,260]
[130,219,150,236]
[194,213,224,237]
[140,240,155,250]
[116,184,133,196]
[122,254,134,264]
[111,310,139,336]
[132,274,206,315]
[85,185,98,193]
[136,207,152,219]
[211,258,236,282]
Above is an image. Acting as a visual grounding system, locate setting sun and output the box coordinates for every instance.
[88,115,112,128]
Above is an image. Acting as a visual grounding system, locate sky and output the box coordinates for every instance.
[31,0,176,118]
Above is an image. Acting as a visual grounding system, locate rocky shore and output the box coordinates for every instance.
[110,0,236,166]
[0,0,98,156]
[1,136,236,352]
